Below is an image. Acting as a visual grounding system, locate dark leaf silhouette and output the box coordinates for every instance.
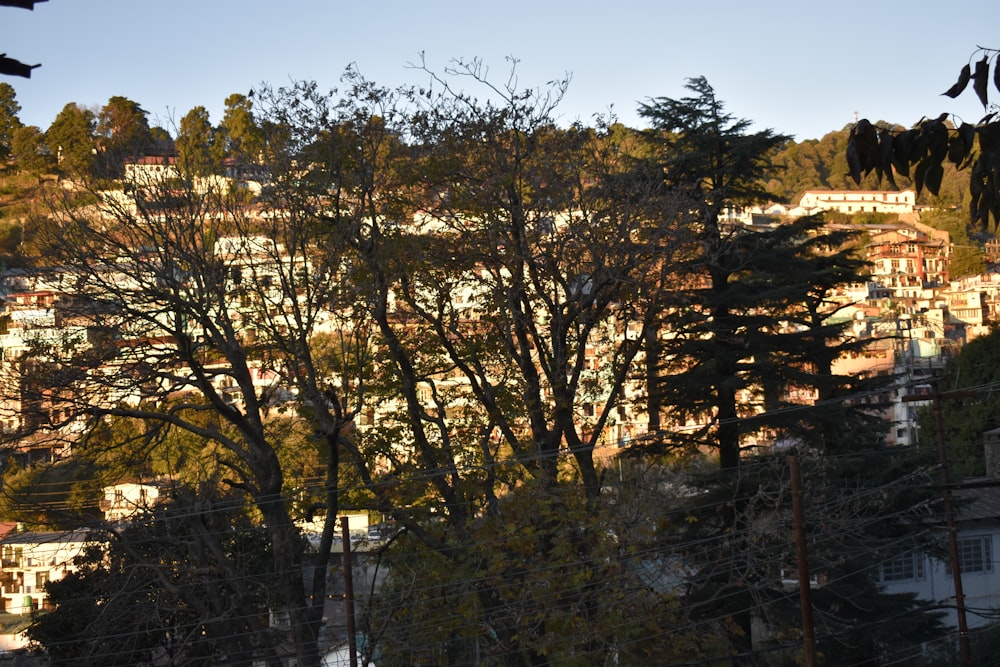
[973,57,990,108]
[0,54,40,78]
[924,160,944,196]
[995,58,1000,97]
[943,63,971,98]
[947,136,968,166]
[892,130,914,178]
[846,135,861,184]
[878,128,897,188]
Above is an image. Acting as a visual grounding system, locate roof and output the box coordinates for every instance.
[0,529,94,546]
[952,481,1000,522]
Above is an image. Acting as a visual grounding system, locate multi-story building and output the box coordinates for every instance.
[100,482,164,524]
[0,529,91,615]
[865,222,951,302]
[797,189,916,216]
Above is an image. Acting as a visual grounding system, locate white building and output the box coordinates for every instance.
[100,482,164,524]
[797,189,916,216]
[0,529,92,615]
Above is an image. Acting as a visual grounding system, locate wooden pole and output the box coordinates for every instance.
[789,455,817,667]
[341,516,358,667]
[903,386,974,667]
[931,393,972,667]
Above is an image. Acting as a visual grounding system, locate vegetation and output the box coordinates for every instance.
[0,63,975,666]
[848,46,1000,232]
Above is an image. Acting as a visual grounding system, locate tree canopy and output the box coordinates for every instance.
[848,46,1000,232]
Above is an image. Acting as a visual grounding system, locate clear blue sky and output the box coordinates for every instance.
[3,0,998,142]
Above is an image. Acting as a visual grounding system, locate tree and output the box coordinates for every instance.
[175,106,219,178]
[45,102,95,178]
[0,81,21,158]
[219,93,264,162]
[6,105,375,664]
[27,486,282,666]
[637,77,898,663]
[95,95,151,178]
[639,77,875,468]
[915,328,1000,478]
[244,61,696,664]
[10,123,50,175]
[848,46,1000,232]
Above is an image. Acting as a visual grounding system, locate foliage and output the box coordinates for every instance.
[219,93,264,162]
[368,475,727,666]
[916,327,1000,477]
[0,456,102,528]
[44,103,96,179]
[176,105,220,178]
[848,47,1000,232]
[95,96,151,178]
[27,487,284,666]
[10,123,51,175]
[0,82,21,158]
[668,450,946,666]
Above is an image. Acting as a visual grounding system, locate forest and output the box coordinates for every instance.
[0,58,995,667]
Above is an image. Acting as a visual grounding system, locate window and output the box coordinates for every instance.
[882,552,924,582]
[952,536,993,574]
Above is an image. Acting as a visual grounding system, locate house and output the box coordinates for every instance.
[100,482,165,524]
[797,189,916,216]
[879,432,1000,629]
[0,529,92,615]
[123,154,179,186]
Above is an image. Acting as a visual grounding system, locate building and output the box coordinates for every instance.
[880,432,1000,630]
[0,529,91,615]
[100,482,165,524]
[797,189,916,216]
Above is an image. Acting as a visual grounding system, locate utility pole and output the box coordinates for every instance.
[341,516,358,667]
[903,385,974,667]
[789,455,817,667]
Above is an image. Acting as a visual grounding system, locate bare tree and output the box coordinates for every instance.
[1,125,370,664]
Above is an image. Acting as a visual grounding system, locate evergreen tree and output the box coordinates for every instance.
[219,92,263,162]
[638,77,905,663]
[0,81,21,158]
[175,105,219,178]
[95,95,151,178]
[10,123,49,175]
[45,102,95,179]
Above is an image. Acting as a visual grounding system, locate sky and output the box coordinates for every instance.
[2,0,999,142]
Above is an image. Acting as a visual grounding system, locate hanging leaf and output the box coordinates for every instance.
[924,161,944,196]
[973,57,990,108]
[929,121,949,163]
[947,136,968,166]
[878,129,897,189]
[943,63,971,98]
[846,134,861,184]
[913,158,928,194]
[958,122,976,154]
[995,57,1000,97]
[892,130,914,178]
